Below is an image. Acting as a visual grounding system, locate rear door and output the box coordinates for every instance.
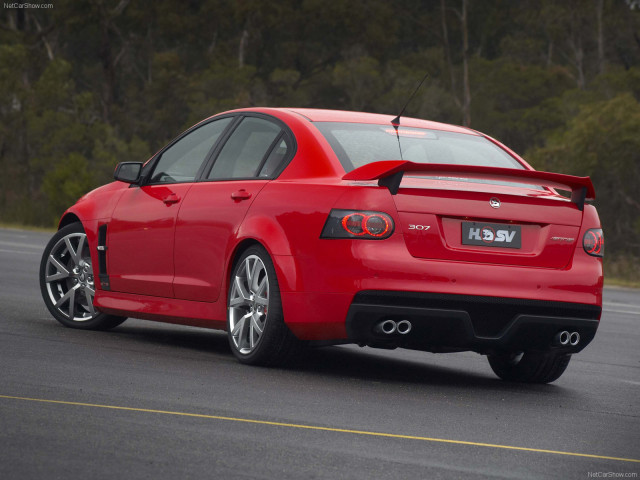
[173,115,292,302]
[108,117,233,296]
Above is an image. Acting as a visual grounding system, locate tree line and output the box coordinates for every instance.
[1,0,639,278]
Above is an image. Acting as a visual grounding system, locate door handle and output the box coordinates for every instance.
[231,189,252,201]
[163,193,180,205]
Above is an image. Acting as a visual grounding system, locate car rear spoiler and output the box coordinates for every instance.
[342,160,595,211]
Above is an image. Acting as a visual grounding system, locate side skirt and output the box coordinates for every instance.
[94,290,226,330]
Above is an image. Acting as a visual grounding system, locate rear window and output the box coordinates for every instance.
[314,122,523,172]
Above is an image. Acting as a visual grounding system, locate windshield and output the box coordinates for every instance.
[314,122,523,172]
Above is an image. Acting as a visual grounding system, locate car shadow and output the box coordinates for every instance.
[107,320,566,394]
[287,346,564,393]
[110,322,232,356]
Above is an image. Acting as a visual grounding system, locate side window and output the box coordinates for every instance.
[208,117,281,180]
[150,117,232,184]
[259,137,289,177]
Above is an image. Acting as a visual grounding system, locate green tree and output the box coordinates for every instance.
[471,58,574,154]
[1,0,639,273]
[527,93,640,258]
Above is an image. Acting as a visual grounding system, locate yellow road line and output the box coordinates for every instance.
[1,394,638,464]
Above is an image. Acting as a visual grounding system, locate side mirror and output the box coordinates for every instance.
[114,162,142,184]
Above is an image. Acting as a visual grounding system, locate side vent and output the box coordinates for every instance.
[97,224,110,290]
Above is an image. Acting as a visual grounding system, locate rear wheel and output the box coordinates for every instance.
[487,351,571,383]
[227,245,300,366]
[40,222,126,330]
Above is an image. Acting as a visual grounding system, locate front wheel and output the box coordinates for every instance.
[227,245,300,366]
[39,222,126,330]
[487,351,571,383]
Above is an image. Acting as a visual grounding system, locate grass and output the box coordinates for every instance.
[0,222,56,233]
[604,277,640,289]
[604,255,640,289]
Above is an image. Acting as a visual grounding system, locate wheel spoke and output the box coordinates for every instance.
[255,275,267,296]
[236,312,252,350]
[54,284,76,309]
[245,258,259,293]
[76,233,86,259]
[55,284,80,318]
[244,258,254,288]
[231,314,244,337]
[232,276,251,304]
[229,295,247,308]
[68,289,76,317]
[233,311,251,334]
[65,235,84,267]
[251,312,264,335]
[250,263,263,293]
[84,288,96,316]
[46,255,70,282]
[230,278,249,307]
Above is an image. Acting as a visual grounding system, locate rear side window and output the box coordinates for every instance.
[208,117,282,179]
[150,117,232,184]
[259,138,289,177]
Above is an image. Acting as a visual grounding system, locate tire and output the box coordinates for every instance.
[39,222,126,330]
[488,351,571,384]
[227,245,300,366]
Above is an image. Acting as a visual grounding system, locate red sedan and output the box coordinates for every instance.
[39,108,604,383]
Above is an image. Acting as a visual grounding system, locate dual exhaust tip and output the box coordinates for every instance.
[375,322,581,346]
[374,319,412,335]
[555,330,580,347]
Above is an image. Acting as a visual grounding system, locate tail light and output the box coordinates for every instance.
[583,228,604,257]
[321,209,394,240]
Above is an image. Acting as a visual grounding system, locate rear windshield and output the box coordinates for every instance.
[314,122,523,172]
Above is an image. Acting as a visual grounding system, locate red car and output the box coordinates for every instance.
[39,108,604,383]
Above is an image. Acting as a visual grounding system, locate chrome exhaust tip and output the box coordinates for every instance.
[396,320,412,335]
[569,331,580,346]
[374,319,397,335]
[555,330,570,346]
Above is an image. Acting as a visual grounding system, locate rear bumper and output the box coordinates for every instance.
[277,231,603,345]
[345,291,601,354]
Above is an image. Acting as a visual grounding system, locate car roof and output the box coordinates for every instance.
[284,108,478,135]
[224,107,479,136]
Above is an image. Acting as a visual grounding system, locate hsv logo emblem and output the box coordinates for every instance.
[462,221,522,249]
[468,226,517,244]
[489,197,501,209]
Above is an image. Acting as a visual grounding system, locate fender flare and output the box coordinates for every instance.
[227,215,300,294]
[235,214,293,257]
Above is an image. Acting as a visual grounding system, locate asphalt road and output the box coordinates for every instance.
[1,227,638,479]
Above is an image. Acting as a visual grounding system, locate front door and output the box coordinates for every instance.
[107,117,234,297]
[108,183,192,297]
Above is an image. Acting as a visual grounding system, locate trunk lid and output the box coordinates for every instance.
[344,162,593,268]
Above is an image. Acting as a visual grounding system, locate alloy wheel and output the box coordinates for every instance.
[43,232,98,321]
[228,254,269,354]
